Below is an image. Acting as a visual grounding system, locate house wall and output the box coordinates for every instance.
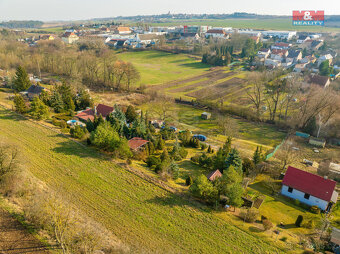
[281,185,328,210]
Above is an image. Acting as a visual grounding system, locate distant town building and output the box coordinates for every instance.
[62,32,79,44]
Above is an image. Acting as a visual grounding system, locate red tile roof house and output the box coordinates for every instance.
[207,169,222,181]
[281,166,338,212]
[128,137,149,151]
[75,104,114,122]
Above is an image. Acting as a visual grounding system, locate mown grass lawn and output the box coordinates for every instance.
[116,50,210,86]
[0,109,285,254]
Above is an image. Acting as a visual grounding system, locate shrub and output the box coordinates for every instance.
[304,219,316,229]
[126,158,132,165]
[191,154,200,164]
[201,143,207,150]
[241,208,259,223]
[261,215,268,222]
[146,156,161,168]
[294,199,300,206]
[280,237,287,242]
[295,215,303,227]
[310,206,320,214]
[185,175,193,186]
[70,125,86,139]
[262,219,273,231]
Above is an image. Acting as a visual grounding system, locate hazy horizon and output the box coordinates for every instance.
[0,0,339,22]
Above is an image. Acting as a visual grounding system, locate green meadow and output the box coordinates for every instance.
[116,50,210,85]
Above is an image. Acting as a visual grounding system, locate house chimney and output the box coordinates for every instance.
[324,176,328,179]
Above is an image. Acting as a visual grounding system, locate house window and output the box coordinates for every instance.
[304,193,310,200]
[288,187,293,193]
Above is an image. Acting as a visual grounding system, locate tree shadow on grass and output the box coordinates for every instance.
[0,110,28,122]
[51,136,111,160]
[249,226,263,233]
[146,193,211,213]
[249,181,308,213]
[179,62,210,69]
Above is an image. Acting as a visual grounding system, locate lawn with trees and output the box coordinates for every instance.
[0,108,285,254]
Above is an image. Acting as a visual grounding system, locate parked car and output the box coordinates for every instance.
[193,134,207,141]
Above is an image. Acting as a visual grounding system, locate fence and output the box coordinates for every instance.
[266,139,285,161]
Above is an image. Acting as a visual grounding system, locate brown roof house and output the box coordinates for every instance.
[207,169,222,181]
[309,74,330,88]
[128,137,149,151]
[75,103,114,122]
[115,27,131,35]
[21,84,47,100]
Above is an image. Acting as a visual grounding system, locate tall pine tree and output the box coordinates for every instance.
[13,66,31,92]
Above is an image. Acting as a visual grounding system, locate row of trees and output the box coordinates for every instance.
[246,70,340,138]
[0,39,141,92]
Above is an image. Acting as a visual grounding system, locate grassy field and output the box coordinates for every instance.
[116,50,210,86]
[0,108,286,254]
[147,18,340,32]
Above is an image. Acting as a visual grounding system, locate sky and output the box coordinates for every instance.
[0,0,339,21]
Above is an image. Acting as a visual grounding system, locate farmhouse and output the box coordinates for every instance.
[21,84,47,100]
[62,32,79,44]
[201,112,211,120]
[309,137,326,148]
[128,137,149,151]
[205,29,228,38]
[115,27,132,35]
[309,74,330,88]
[75,103,114,122]
[261,31,296,40]
[317,54,333,68]
[297,35,310,44]
[207,169,222,181]
[271,42,292,50]
[39,34,55,41]
[281,166,338,211]
[257,48,271,59]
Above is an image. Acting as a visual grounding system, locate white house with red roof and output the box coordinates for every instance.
[205,29,229,39]
[281,166,338,211]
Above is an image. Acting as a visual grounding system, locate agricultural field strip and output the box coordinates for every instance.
[186,77,245,100]
[0,109,284,254]
[168,71,237,94]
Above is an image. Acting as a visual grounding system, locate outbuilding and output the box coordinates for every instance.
[201,112,211,120]
[309,137,326,148]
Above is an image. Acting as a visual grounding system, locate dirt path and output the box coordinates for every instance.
[0,208,50,254]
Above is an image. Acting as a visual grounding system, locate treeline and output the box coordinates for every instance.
[201,36,260,66]
[0,20,43,28]
[0,39,141,92]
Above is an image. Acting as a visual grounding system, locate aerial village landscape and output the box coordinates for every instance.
[0,3,340,254]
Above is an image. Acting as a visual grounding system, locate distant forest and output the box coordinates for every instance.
[0,20,43,28]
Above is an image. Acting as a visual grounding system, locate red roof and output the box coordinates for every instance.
[207,169,222,181]
[128,137,149,150]
[274,42,290,47]
[206,29,226,35]
[282,166,336,201]
[75,108,94,122]
[96,104,114,118]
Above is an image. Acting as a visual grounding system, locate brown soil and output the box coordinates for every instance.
[0,208,50,254]
[169,71,236,93]
[186,77,245,100]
